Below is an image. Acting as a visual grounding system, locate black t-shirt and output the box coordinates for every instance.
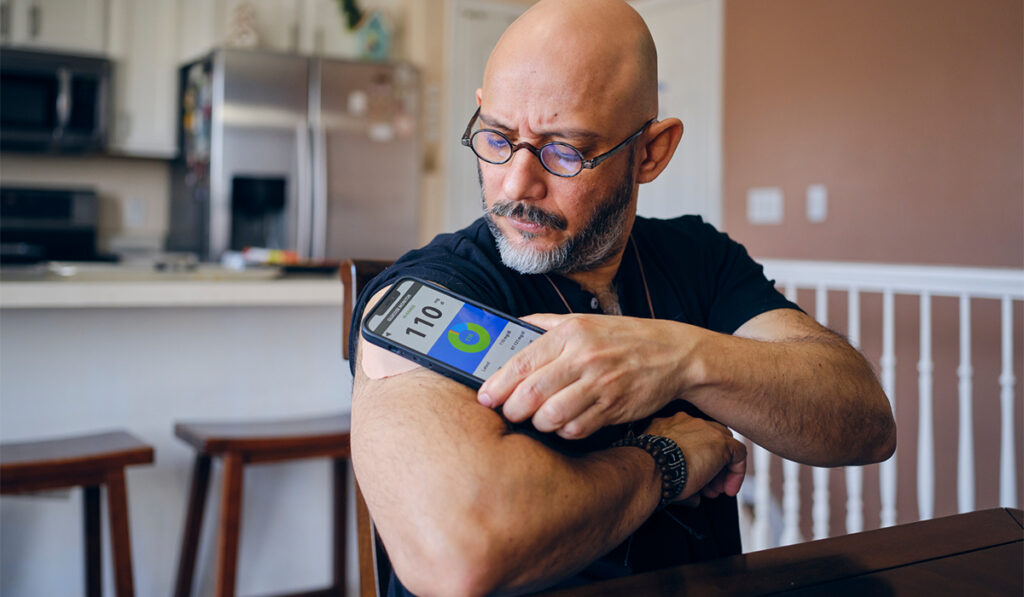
[350,215,800,594]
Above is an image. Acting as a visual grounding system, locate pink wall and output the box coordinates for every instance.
[723,0,1023,534]
[724,0,1022,267]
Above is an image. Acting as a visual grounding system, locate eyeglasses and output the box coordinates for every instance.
[461,107,654,178]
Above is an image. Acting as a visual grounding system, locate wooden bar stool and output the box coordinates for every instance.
[0,430,154,597]
[340,258,393,597]
[172,414,351,597]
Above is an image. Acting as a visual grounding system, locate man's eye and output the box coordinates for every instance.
[548,144,578,159]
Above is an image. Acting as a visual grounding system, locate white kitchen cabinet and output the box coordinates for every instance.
[298,0,358,59]
[227,0,302,53]
[174,0,398,64]
[177,0,303,63]
[0,0,108,54]
[175,0,223,64]
[106,0,178,157]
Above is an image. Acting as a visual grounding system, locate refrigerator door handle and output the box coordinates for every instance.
[310,122,328,260]
[295,121,313,259]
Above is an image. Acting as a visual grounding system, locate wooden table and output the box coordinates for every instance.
[547,508,1023,596]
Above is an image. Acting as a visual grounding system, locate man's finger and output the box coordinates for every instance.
[531,380,593,433]
[554,396,617,440]
[479,328,566,408]
[501,362,580,424]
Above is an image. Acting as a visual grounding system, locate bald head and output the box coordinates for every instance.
[480,0,658,134]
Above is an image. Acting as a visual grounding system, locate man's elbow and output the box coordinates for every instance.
[872,412,897,463]
[850,406,897,466]
[388,528,505,597]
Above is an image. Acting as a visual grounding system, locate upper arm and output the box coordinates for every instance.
[733,307,834,343]
[355,285,421,381]
[352,284,508,448]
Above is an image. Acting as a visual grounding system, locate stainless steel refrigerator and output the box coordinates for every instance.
[168,48,420,261]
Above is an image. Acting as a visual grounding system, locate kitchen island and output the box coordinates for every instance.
[0,272,357,596]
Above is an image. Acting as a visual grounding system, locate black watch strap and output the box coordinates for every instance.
[612,431,687,508]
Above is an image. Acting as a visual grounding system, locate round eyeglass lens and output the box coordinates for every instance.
[540,143,583,176]
[471,131,512,163]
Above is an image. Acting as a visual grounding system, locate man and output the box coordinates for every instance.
[349,1,896,595]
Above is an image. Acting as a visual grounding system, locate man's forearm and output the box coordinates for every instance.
[352,365,661,596]
[684,313,895,467]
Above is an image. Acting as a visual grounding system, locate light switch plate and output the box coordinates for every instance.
[806,184,827,223]
[123,197,146,228]
[747,187,783,225]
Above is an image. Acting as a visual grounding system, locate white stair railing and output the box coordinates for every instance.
[812,284,830,539]
[845,287,864,535]
[1000,296,1017,507]
[780,284,803,545]
[880,288,898,528]
[918,292,934,520]
[740,260,1023,550]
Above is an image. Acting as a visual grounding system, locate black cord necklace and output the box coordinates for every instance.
[543,234,655,318]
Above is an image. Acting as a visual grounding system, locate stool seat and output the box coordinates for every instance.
[1,430,153,597]
[174,414,351,460]
[1,431,154,492]
[173,413,351,597]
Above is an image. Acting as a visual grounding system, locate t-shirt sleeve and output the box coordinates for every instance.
[697,221,802,334]
[347,238,503,375]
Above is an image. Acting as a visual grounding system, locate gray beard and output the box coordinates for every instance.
[480,150,635,275]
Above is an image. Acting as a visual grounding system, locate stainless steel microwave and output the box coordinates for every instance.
[0,49,111,153]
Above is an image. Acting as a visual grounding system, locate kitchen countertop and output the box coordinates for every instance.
[0,264,344,308]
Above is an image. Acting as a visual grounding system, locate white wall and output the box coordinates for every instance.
[0,153,171,256]
[0,304,356,596]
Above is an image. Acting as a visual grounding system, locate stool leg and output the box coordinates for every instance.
[355,482,378,597]
[215,453,244,597]
[105,469,136,597]
[174,455,212,597]
[332,458,348,594]
[83,485,102,597]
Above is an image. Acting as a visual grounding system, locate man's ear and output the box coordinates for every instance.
[636,118,683,184]
[475,88,483,106]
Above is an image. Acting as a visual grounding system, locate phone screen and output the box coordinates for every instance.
[365,278,542,382]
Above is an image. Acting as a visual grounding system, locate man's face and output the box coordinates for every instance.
[473,97,642,275]
[481,146,636,275]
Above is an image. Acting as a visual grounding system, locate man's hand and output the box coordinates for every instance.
[644,411,747,502]
[479,313,706,439]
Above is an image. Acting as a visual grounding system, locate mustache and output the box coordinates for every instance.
[489,201,568,231]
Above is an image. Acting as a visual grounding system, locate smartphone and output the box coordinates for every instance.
[361,277,545,389]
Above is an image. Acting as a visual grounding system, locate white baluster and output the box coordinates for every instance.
[780,282,802,546]
[816,283,828,325]
[812,285,830,539]
[781,459,802,545]
[917,292,934,520]
[845,288,864,534]
[999,296,1017,508]
[784,283,798,304]
[752,444,772,550]
[813,467,830,539]
[957,294,974,513]
[880,289,898,527]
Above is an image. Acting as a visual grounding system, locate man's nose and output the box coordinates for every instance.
[500,146,548,202]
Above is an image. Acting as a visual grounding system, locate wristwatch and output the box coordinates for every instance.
[612,431,688,508]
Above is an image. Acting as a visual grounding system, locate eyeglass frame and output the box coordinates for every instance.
[460,107,655,178]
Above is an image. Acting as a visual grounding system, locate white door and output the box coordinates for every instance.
[631,0,723,227]
[445,0,525,232]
